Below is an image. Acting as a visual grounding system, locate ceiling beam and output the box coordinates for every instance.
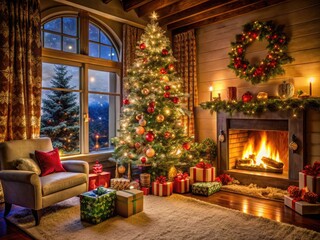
[137,0,180,17]
[171,0,287,34]
[101,0,112,4]
[157,0,211,20]
[159,0,236,26]
[121,0,153,12]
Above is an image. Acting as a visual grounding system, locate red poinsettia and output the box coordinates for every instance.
[215,173,233,185]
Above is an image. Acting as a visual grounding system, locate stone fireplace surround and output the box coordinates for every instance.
[217,111,305,189]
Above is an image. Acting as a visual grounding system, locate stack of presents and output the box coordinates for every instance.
[80,161,222,224]
[284,162,320,215]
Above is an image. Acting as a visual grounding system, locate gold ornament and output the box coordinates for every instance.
[257,92,268,101]
[139,119,147,126]
[136,126,145,135]
[163,107,171,116]
[146,148,155,158]
[168,165,177,181]
[141,88,150,95]
[161,75,169,82]
[156,114,165,122]
[118,165,126,174]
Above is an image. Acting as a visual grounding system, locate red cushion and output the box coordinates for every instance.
[35,148,66,176]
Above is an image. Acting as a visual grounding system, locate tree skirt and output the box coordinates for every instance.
[221,184,287,201]
[6,194,320,240]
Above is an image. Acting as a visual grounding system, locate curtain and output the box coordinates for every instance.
[122,24,143,97]
[173,29,198,137]
[0,0,42,142]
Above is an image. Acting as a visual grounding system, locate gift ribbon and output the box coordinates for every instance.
[121,190,137,214]
[156,176,167,184]
[292,199,299,210]
[196,162,212,169]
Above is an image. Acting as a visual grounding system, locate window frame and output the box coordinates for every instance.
[41,12,122,156]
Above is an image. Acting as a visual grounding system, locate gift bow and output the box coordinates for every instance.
[174,172,189,180]
[196,162,212,169]
[156,176,167,184]
[302,161,320,176]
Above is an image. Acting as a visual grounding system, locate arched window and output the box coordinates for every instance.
[41,13,121,155]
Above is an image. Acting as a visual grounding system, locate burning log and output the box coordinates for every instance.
[261,156,284,169]
[236,159,254,166]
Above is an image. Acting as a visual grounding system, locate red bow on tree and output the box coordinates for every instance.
[196,162,212,169]
[302,161,320,176]
[174,172,189,180]
[156,176,167,184]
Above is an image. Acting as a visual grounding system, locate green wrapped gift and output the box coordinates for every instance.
[80,187,116,224]
[192,182,222,196]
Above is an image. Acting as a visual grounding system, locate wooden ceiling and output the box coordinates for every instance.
[120,0,286,34]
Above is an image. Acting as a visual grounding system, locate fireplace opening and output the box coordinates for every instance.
[228,129,289,178]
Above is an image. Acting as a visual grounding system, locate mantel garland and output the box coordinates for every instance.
[200,98,320,117]
[228,21,294,85]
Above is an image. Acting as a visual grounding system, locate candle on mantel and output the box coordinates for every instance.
[309,77,315,96]
[209,86,213,101]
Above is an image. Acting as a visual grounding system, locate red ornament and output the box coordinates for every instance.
[164,92,170,98]
[160,68,167,74]
[139,43,146,50]
[164,132,171,139]
[182,142,191,150]
[123,98,130,105]
[145,131,155,142]
[162,49,169,55]
[172,97,179,104]
[140,156,147,164]
[237,47,243,55]
[134,142,141,149]
[168,64,174,71]
[242,91,253,103]
[164,85,170,91]
[147,106,155,114]
[149,101,155,107]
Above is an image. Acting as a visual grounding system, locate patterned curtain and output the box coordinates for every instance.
[122,24,143,97]
[173,29,198,137]
[0,0,42,142]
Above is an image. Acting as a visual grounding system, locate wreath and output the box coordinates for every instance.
[228,21,294,85]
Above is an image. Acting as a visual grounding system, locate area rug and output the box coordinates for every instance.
[6,194,320,240]
[221,184,287,201]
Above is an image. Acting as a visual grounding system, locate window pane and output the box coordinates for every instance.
[111,48,118,61]
[40,89,80,155]
[101,45,112,60]
[44,18,61,32]
[63,37,77,53]
[89,23,99,41]
[89,42,99,57]
[88,69,113,92]
[42,63,80,90]
[100,32,111,45]
[44,32,61,50]
[89,94,109,152]
[63,17,77,36]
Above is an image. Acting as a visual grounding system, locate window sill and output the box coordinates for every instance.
[60,150,114,162]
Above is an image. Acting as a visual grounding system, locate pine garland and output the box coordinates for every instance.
[228,21,294,85]
[200,98,320,117]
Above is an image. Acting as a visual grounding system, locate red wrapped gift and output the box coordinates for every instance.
[152,177,173,196]
[89,172,111,190]
[92,161,103,174]
[299,162,320,195]
[190,163,215,182]
[284,195,320,215]
[141,187,150,195]
[173,172,190,193]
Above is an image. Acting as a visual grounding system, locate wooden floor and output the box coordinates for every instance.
[0,191,319,239]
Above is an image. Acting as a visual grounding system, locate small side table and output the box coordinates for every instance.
[88,172,111,190]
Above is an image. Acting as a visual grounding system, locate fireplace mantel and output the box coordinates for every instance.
[217,111,305,187]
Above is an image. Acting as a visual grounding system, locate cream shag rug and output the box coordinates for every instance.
[6,194,320,240]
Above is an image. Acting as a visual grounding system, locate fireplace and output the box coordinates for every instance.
[217,111,305,188]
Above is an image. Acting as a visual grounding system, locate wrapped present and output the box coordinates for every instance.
[111,178,130,190]
[190,162,215,182]
[173,172,190,193]
[80,187,116,224]
[116,189,144,218]
[140,173,151,187]
[152,176,173,197]
[284,195,320,215]
[299,172,320,196]
[141,187,150,195]
[92,161,103,174]
[89,172,111,190]
[192,182,221,196]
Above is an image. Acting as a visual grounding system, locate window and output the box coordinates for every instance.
[41,14,121,155]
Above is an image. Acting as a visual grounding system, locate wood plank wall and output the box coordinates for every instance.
[195,0,320,165]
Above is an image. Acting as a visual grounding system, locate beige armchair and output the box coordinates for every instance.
[0,137,89,225]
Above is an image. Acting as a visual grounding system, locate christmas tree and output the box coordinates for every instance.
[112,13,197,177]
[41,65,80,154]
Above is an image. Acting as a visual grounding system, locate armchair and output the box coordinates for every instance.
[0,137,89,225]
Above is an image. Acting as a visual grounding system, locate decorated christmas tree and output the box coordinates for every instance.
[112,13,197,177]
[41,65,80,154]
